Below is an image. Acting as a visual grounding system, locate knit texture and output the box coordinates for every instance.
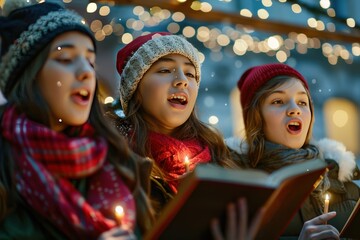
[116,32,201,115]
[238,63,309,120]
[1,106,136,239]
[148,131,211,194]
[0,1,95,97]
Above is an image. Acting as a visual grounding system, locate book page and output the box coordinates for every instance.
[266,158,326,185]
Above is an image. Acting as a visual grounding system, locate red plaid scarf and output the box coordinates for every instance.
[148,131,211,193]
[1,106,136,239]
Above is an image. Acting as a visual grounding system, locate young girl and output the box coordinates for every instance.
[0,1,153,239]
[226,63,360,239]
[111,31,238,205]
[108,32,263,238]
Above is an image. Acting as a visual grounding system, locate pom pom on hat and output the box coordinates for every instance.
[0,1,95,97]
[116,32,201,115]
[238,63,309,121]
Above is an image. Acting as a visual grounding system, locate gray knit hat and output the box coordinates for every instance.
[0,1,95,97]
[116,32,201,115]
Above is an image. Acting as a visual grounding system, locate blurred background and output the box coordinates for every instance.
[2,0,359,163]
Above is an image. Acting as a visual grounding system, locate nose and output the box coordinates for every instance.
[287,101,301,116]
[173,69,188,88]
[76,58,95,81]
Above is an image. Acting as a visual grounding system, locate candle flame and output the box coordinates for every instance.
[115,205,124,217]
[325,193,330,200]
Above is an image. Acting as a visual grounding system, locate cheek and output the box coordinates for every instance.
[140,84,161,104]
[188,83,199,104]
[262,108,278,126]
[37,77,58,101]
[303,111,312,130]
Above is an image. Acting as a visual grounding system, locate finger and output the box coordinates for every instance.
[104,227,134,237]
[226,203,237,240]
[211,218,224,240]
[247,207,266,240]
[313,224,340,236]
[312,228,340,240]
[308,212,337,225]
[237,198,247,240]
[111,229,134,237]
[98,228,117,239]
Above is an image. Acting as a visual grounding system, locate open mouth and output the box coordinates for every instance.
[72,89,91,104]
[78,89,90,100]
[168,94,188,105]
[287,121,302,132]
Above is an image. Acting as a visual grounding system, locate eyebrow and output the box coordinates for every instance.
[269,90,308,98]
[155,57,194,67]
[52,43,95,53]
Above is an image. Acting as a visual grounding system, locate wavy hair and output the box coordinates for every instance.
[111,86,239,183]
[243,76,314,167]
[0,42,154,232]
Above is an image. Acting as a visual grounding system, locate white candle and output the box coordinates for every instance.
[324,193,330,214]
[115,205,124,226]
[184,156,190,173]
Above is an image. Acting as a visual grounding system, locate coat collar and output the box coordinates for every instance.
[225,136,357,182]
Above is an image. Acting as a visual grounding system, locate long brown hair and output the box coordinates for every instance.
[243,76,314,167]
[112,85,238,182]
[0,40,154,232]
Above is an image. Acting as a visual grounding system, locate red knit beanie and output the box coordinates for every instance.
[238,63,309,120]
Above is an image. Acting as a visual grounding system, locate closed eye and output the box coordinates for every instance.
[56,58,72,64]
[88,60,96,69]
[158,69,172,73]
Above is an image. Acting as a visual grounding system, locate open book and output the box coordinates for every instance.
[339,198,360,238]
[144,158,327,240]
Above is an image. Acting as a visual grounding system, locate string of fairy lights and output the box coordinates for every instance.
[58,0,360,67]
[18,0,358,144]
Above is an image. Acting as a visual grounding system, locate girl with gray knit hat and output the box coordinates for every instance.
[0,1,154,239]
[226,63,360,239]
[107,32,265,239]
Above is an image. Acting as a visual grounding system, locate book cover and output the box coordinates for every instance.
[339,198,360,238]
[144,158,327,240]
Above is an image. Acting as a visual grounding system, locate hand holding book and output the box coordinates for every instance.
[211,198,266,240]
[298,212,339,240]
[145,158,328,240]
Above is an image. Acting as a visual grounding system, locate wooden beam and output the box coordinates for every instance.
[95,0,360,44]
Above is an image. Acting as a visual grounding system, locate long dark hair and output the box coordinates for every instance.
[109,86,239,183]
[0,41,154,232]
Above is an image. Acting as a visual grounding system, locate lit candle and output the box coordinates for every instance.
[184,156,190,173]
[324,193,330,224]
[114,205,124,226]
[324,193,330,214]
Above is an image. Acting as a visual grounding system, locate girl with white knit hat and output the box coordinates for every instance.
[108,31,266,239]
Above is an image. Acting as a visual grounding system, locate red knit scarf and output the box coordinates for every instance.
[148,131,211,193]
[1,106,136,239]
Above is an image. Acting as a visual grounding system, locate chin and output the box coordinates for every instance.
[284,141,305,149]
[68,117,89,127]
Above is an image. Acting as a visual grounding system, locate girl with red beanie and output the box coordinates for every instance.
[0,1,154,239]
[226,63,360,239]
